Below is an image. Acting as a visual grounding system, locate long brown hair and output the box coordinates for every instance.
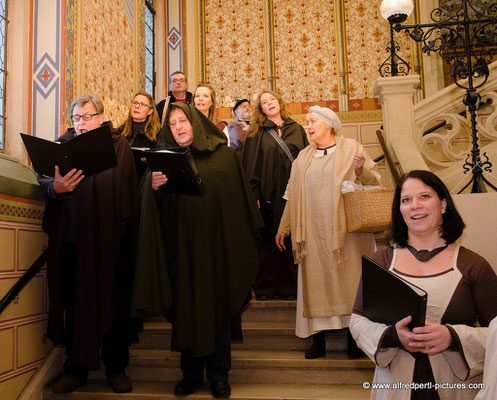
[120,91,160,142]
[194,83,218,124]
[247,90,290,137]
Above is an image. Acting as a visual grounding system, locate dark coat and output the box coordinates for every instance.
[241,118,308,234]
[156,91,193,121]
[132,103,262,357]
[39,123,138,367]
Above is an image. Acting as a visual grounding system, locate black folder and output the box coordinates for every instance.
[144,147,204,196]
[362,256,427,330]
[20,124,117,177]
[131,147,151,179]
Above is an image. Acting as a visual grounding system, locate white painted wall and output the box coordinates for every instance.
[454,192,497,274]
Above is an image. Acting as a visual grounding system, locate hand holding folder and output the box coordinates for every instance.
[362,256,427,330]
[145,147,204,196]
[20,124,117,177]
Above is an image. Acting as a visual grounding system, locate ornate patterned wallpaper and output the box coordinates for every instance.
[344,0,413,100]
[65,0,76,129]
[82,0,135,126]
[203,0,415,110]
[204,0,267,107]
[273,0,339,103]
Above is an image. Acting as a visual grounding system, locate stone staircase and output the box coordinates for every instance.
[43,300,375,399]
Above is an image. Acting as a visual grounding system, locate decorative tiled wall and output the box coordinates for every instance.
[343,0,413,102]
[81,0,137,127]
[202,0,416,111]
[0,194,49,400]
[204,0,267,106]
[29,0,144,140]
[273,0,339,103]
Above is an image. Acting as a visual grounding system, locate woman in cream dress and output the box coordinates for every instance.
[276,106,379,359]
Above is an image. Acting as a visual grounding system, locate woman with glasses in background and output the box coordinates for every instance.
[118,92,161,180]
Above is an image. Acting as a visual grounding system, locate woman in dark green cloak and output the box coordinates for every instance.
[132,102,262,398]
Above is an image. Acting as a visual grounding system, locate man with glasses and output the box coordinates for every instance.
[156,71,193,122]
[38,95,138,394]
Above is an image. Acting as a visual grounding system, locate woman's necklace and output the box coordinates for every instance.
[406,244,448,262]
[316,144,336,155]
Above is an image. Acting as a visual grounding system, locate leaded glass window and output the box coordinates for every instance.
[145,0,155,96]
[0,0,7,151]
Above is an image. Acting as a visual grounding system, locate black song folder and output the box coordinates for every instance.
[362,256,427,330]
[145,147,204,196]
[20,124,117,177]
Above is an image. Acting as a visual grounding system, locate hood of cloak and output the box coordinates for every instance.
[158,102,227,153]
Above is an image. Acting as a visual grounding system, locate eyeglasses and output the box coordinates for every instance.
[171,78,186,84]
[72,113,99,122]
[131,101,152,109]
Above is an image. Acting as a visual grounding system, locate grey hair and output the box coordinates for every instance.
[169,71,186,84]
[70,95,104,116]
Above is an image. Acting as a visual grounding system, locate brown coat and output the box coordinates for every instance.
[40,125,138,366]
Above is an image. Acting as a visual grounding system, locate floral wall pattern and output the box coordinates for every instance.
[202,0,416,110]
[273,0,339,103]
[82,0,136,126]
[344,0,413,100]
[65,0,76,129]
[204,0,267,107]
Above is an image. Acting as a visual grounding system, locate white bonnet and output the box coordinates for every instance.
[307,106,341,133]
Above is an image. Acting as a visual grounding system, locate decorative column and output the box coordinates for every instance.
[264,0,276,91]
[410,0,423,103]
[197,0,205,82]
[336,0,349,111]
[30,0,63,141]
[374,75,429,179]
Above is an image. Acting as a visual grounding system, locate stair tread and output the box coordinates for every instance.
[129,349,374,368]
[248,299,296,307]
[43,380,370,399]
[142,321,298,330]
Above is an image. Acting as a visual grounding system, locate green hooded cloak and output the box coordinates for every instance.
[132,103,262,357]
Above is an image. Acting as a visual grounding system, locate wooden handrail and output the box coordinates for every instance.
[376,129,402,183]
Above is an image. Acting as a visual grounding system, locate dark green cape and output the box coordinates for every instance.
[132,103,262,356]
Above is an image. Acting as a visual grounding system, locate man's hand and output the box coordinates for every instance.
[275,232,288,252]
[152,171,168,191]
[53,166,84,194]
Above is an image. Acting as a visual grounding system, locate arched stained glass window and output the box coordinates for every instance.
[145,0,155,97]
[0,0,7,151]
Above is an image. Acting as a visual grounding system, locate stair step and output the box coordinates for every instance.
[136,321,347,351]
[92,350,374,385]
[43,380,371,399]
[142,299,297,325]
[242,299,297,323]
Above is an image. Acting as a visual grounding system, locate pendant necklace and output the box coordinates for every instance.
[406,244,448,262]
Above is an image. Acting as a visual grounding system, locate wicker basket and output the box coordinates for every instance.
[343,188,395,233]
